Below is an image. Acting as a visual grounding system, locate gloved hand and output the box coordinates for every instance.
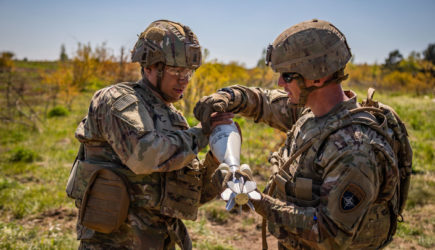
[250,194,268,217]
[200,151,222,204]
[211,164,254,192]
[212,167,253,212]
[211,164,230,193]
[194,92,231,134]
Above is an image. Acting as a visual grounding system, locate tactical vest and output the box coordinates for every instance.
[265,89,411,249]
[66,82,203,221]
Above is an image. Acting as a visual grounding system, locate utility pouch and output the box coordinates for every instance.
[66,157,80,198]
[66,160,103,201]
[79,168,130,234]
[294,177,312,201]
[66,144,84,199]
[160,164,202,221]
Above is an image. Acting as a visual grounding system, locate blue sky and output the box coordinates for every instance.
[1,0,434,68]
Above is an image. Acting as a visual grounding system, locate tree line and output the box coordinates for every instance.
[0,42,434,131]
[346,44,435,95]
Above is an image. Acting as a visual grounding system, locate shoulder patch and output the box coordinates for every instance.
[113,94,137,111]
[340,183,366,213]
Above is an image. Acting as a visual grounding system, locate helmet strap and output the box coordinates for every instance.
[295,78,314,108]
[142,63,176,103]
[293,73,347,108]
[156,63,176,102]
[156,63,164,94]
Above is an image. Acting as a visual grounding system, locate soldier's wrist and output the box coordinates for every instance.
[218,87,242,113]
[251,194,267,217]
[218,87,235,102]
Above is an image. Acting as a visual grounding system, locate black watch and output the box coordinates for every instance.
[218,87,235,102]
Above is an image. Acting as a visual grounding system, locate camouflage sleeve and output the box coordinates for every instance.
[253,138,384,247]
[227,85,304,132]
[94,87,208,175]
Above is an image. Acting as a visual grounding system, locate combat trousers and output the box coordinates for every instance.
[77,208,192,250]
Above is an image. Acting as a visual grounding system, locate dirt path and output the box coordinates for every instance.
[190,207,279,250]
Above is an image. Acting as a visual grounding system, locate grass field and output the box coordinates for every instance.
[0,66,434,249]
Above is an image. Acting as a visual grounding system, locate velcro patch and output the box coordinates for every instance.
[340,183,366,213]
[113,94,137,111]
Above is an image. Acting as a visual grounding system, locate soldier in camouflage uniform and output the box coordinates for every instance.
[66,20,232,250]
[195,19,403,249]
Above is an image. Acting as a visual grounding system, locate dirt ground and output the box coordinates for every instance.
[23,207,77,233]
[33,207,278,249]
[196,210,279,250]
[27,205,431,250]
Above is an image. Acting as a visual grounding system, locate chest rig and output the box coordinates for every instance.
[263,95,403,249]
[269,113,324,207]
[67,82,203,221]
[131,82,203,221]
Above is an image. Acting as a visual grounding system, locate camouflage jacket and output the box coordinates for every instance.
[225,85,304,132]
[74,79,221,217]
[230,87,397,249]
[75,79,208,174]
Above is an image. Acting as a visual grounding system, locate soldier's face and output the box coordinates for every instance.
[278,75,301,104]
[144,65,192,103]
[161,66,192,102]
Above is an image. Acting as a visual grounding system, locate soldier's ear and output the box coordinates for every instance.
[304,79,318,87]
[143,65,158,84]
[143,66,153,77]
[306,75,330,88]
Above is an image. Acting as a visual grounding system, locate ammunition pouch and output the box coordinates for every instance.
[66,159,104,203]
[351,202,391,248]
[160,161,202,220]
[67,142,204,222]
[273,173,320,207]
[66,144,85,200]
[79,168,130,234]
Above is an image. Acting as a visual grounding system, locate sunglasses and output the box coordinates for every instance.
[165,66,194,80]
[281,72,301,83]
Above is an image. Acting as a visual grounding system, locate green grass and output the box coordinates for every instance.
[405,174,435,209]
[351,87,435,173]
[13,60,59,71]
[0,86,89,248]
[205,205,230,224]
[47,106,69,118]
[194,242,234,250]
[0,221,78,249]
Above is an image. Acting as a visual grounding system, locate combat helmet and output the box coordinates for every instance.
[266,19,351,106]
[131,20,202,101]
[266,19,351,80]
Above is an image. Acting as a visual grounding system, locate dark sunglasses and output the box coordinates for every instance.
[281,72,301,83]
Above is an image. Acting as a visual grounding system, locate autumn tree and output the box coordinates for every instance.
[256,48,267,68]
[60,44,68,62]
[0,52,15,111]
[423,43,435,65]
[179,61,249,114]
[383,50,403,71]
[41,63,76,110]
